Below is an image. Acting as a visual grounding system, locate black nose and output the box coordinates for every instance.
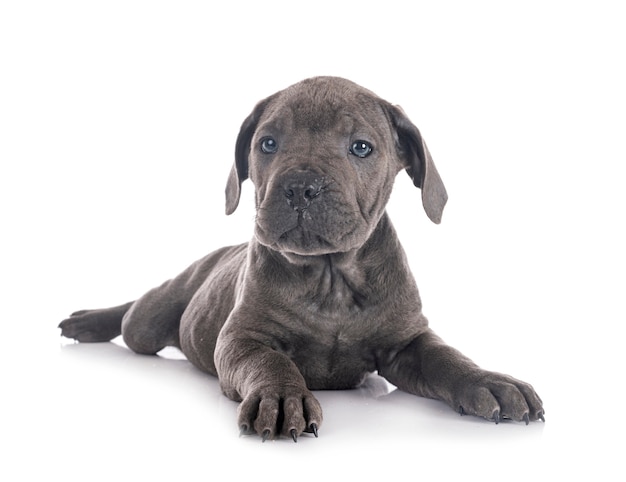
[284,177,324,211]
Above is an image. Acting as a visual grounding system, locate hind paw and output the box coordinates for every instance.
[58,305,127,342]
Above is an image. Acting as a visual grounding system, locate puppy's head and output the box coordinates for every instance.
[226,76,447,256]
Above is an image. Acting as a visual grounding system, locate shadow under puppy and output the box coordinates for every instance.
[59,76,544,442]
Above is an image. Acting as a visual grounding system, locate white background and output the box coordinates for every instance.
[2,1,624,480]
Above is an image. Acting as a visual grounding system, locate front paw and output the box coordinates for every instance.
[237,385,323,442]
[454,370,544,424]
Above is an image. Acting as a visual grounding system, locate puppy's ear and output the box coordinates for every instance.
[225,96,273,215]
[389,105,448,224]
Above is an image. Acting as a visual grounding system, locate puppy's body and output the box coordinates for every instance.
[60,77,543,441]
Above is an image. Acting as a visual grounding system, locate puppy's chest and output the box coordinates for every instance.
[265,259,399,387]
[302,260,372,310]
[285,262,388,336]
[282,310,381,389]
[275,292,386,389]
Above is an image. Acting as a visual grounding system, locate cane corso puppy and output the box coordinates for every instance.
[59,76,544,442]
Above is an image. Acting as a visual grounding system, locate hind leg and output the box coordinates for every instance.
[120,285,184,355]
[60,247,243,355]
[60,284,191,356]
[59,293,182,355]
[59,302,133,342]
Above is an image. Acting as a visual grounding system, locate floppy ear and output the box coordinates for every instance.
[225,96,274,215]
[389,105,448,224]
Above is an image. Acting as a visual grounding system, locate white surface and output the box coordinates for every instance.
[1,1,624,480]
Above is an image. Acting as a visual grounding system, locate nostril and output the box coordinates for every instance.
[303,186,318,200]
[285,188,295,199]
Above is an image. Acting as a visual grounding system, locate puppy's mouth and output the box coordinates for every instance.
[256,219,343,255]
[277,224,335,254]
[254,204,363,256]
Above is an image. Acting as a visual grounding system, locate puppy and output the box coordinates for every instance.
[59,76,544,441]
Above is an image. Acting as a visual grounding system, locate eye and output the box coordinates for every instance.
[260,137,278,154]
[349,140,373,158]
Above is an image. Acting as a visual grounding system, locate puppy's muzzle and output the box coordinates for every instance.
[283,174,327,212]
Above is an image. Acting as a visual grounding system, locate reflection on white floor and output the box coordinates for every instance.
[0,313,621,482]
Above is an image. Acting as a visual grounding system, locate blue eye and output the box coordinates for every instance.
[350,140,373,158]
[260,137,278,154]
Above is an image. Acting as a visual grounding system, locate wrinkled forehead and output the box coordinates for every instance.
[258,81,388,135]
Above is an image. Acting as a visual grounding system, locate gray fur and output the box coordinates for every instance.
[59,77,543,441]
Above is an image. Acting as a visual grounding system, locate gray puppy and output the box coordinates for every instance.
[59,76,544,442]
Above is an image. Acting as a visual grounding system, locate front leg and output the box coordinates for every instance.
[214,325,322,442]
[379,329,545,424]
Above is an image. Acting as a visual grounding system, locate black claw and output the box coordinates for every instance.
[239,424,249,437]
[261,429,271,443]
[493,410,500,425]
[310,423,319,438]
[290,429,298,443]
[458,406,465,416]
[523,413,530,425]
[539,412,546,422]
